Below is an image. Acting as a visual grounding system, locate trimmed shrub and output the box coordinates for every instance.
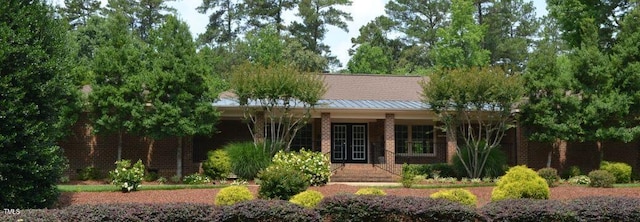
[183,173,212,185]
[430,189,478,207]
[600,161,632,183]
[213,199,320,222]
[452,143,507,178]
[566,196,640,221]
[77,166,104,181]
[480,199,572,221]
[258,165,309,200]
[225,142,272,180]
[562,165,582,179]
[58,203,215,221]
[109,159,145,192]
[290,190,324,208]
[317,194,478,221]
[537,167,560,187]
[0,209,61,222]
[405,163,457,178]
[272,149,331,186]
[215,186,254,206]
[355,187,387,196]
[588,170,615,188]
[568,175,591,185]
[400,163,417,188]
[491,165,550,201]
[202,149,232,180]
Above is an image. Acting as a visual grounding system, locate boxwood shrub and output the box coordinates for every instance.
[212,199,320,222]
[290,190,324,208]
[588,170,616,188]
[600,161,632,183]
[491,165,550,201]
[202,149,232,180]
[215,186,254,206]
[430,189,478,207]
[257,165,310,200]
[355,187,387,196]
[317,194,478,221]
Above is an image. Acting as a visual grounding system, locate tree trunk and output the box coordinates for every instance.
[176,137,183,178]
[117,130,123,161]
[597,141,603,164]
[146,138,155,169]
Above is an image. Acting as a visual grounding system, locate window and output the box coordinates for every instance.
[395,125,435,156]
[290,124,313,151]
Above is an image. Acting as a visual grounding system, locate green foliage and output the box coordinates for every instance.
[225,142,272,180]
[491,166,550,201]
[143,171,159,182]
[600,161,632,183]
[77,166,104,181]
[452,142,508,179]
[588,170,615,188]
[563,166,582,179]
[1,0,78,209]
[400,163,417,188]
[272,149,331,186]
[182,173,211,185]
[430,189,478,207]
[537,167,561,187]
[355,188,387,196]
[347,43,392,74]
[230,62,326,153]
[202,149,232,180]
[257,165,309,200]
[215,186,254,206]
[431,0,489,68]
[289,190,324,208]
[109,159,145,192]
[405,163,457,178]
[568,175,591,185]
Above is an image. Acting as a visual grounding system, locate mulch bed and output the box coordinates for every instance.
[56,183,640,208]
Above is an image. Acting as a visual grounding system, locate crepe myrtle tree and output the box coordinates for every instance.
[230,62,326,154]
[421,67,524,178]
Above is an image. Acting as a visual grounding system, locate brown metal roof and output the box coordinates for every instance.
[321,74,425,101]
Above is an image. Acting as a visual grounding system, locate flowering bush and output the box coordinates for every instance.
[182,173,211,185]
[272,149,331,186]
[109,159,145,192]
[568,175,591,185]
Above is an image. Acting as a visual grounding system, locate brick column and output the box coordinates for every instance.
[321,113,331,155]
[384,114,395,165]
[516,124,528,165]
[446,127,457,164]
[254,111,265,143]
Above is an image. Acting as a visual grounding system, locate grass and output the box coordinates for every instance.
[58,184,227,192]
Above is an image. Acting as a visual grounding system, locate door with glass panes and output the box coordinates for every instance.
[331,123,367,163]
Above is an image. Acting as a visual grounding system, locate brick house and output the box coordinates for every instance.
[59,74,639,181]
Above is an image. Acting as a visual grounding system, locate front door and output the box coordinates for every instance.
[331,123,367,163]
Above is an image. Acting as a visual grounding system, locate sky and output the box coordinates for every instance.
[53,0,548,69]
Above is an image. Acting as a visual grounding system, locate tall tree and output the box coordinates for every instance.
[431,0,489,68]
[289,0,353,68]
[245,0,297,33]
[89,12,148,161]
[385,0,450,46]
[483,0,539,72]
[197,0,246,46]
[1,0,80,208]
[142,15,221,178]
[104,0,175,42]
[347,43,393,74]
[57,0,102,30]
[547,0,634,51]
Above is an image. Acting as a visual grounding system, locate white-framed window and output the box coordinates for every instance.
[395,125,435,156]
